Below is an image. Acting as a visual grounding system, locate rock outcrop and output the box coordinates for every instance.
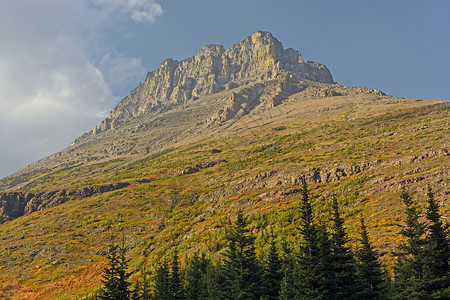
[0,182,129,223]
[174,160,227,176]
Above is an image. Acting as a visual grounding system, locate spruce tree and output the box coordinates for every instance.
[329,197,359,300]
[393,190,427,299]
[100,243,131,300]
[278,250,298,300]
[169,252,184,300]
[261,238,283,300]
[314,223,334,299]
[184,253,210,300]
[422,187,450,299]
[153,259,172,300]
[205,262,228,300]
[355,216,386,299]
[295,177,333,300]
[221,212,262,300]
[299,177,315,260]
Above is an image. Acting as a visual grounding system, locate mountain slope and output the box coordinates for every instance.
[0,32,448,299]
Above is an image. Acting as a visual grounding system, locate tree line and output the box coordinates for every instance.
[87,179,449,299]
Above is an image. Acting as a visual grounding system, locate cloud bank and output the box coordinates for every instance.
[0,0,162,178]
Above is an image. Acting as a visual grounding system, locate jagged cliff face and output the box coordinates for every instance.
[96,31,333,132]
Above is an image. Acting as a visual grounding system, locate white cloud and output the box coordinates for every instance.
[0,33,112,176]
[0,0,162,178]
[129,0,163,24]
[96,0,163,24]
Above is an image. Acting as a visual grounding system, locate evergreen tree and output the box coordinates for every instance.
[205,262,228,300]
[299,177,315,260]
[295,177,333,300]
[184,253,210,300]
[169,252,184,300]
[393,190,428,299]
[221,212,262,300]
[329,197,359,300]
[100,243,131,300]
[278,250,298,300]
[422,187,450,299]
[261,237,283,300]
[313,223,334,299]
[153,259,172,300]
[355,216,387,299]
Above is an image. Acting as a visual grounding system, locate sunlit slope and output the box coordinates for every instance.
[0,95,448,299]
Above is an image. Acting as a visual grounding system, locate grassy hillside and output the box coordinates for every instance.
[0,95,448,299]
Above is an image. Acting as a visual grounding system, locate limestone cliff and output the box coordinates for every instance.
[95,31,333,133]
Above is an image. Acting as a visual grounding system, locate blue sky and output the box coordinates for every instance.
[0,0,449,178]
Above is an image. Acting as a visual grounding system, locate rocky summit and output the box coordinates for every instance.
[0,32,448,299]
[99,31,333,129]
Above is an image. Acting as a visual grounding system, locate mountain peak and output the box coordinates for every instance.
[90,32,334,134]
[248,30,282,48]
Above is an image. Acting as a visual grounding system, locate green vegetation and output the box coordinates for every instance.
[0,101,448,299]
